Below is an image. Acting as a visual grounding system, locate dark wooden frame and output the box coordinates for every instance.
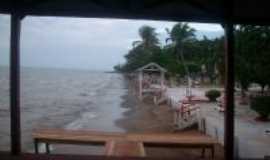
[224,23,235,160]
[10,12,22,156]
[0,152,200,160]
[7,1,235,160]
[224,1,235,159]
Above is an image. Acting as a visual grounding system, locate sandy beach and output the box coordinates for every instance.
[116,79,174,133]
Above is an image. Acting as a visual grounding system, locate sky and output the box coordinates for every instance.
[0,14,223,71]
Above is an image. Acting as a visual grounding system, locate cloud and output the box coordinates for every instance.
[189,23,223,31]
[0,14,223,71]
[0,15,10,66]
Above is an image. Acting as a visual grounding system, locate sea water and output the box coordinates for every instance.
[0,66,127,152]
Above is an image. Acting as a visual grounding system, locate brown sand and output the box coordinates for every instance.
[116,96,174,133]
[116,79,224,159]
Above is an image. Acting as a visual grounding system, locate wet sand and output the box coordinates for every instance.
[115,80,174,133]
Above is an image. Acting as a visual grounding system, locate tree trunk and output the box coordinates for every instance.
[241,88,246,98]
[261,85,265,95]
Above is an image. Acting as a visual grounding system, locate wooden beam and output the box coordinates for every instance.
[182,0,220,16]
[223,0,235,159]
[23,0,106,13]
[144,0,220,18]
[144,0,178,10]
[23,0,52,8]
[10,12,22,155]
[224,20,235,160]
[128,0,144,11]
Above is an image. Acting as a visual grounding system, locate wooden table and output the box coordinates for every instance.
[33,129,217,158]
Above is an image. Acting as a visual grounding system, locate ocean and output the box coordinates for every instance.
[0,66,127,152]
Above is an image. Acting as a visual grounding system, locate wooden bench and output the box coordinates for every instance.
[127,132,216,158]
[33,129,217,158]
[32,129,124,154]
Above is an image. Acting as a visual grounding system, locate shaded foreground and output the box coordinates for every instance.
[0,152,200,160]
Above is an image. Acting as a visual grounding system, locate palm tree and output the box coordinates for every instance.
[166,23,196,64]
[132,25,159,49]
[166,23,196,96]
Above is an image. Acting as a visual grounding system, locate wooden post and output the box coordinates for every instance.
[45,143,50,154]
[160,71,164,89]
[138,71,143,100]
[34,139,39,154]
[224,22,235,160]
[10,13,22,155]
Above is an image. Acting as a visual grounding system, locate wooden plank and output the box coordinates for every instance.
[104,141,115,156]
[138,142,146,157]
[33,129,217,147]
[105,141,145,157]
[33,129,124,136]
[33,129,124,145]
[126,133,217,146]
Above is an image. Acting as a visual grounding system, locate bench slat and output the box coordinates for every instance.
[33,129,217,145]
[126,133,216,146]
[33,129,124,144]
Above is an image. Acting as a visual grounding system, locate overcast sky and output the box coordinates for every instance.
[0,14,223,71]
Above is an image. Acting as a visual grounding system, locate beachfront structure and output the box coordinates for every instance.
[2,0,270,160]
[136,62,167,104]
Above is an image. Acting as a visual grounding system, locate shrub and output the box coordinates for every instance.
[205,89,221,102]
[250,96,270,120]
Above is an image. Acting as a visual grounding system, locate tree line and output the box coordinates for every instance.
[114,23,270,93]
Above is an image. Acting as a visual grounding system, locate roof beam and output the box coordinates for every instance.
[144,0,178,10]
[22,0,109,16]
[182,0,221,17]
[22,0,51,8]
[143,0,220,18]
[128,0,144,12]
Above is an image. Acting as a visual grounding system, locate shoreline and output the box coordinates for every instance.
[115,77,174,133]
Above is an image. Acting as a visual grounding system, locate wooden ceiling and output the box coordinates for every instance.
[0,0,269,24]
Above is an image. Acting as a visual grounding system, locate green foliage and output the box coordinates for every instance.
[250,96,270,118]
[205,89,221,101]
[114,23,224,84]
[167,23,196,45]
[116,25,161,72]
[235,25,270,92]
[137,25,159,48]
[114,23,270,90]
